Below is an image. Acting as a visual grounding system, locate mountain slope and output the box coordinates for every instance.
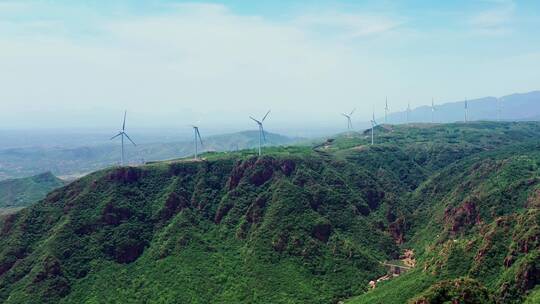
[0,150,415,303]
[0,172,64,208]
[348,142,540,303]
[1,122,540,303]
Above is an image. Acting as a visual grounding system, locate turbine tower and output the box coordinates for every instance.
[110,110,136,166]
[464,99,469,123]
[192,125,203,159]
[431,98,436,123]
[250,110,270,156]
[384,97,389,123]
[371,110,378,145]
[342,108,355,134]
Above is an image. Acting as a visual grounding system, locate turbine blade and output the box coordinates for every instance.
[350,108,356,115]
[196,128,203,146]
[122,110,127,131]
[341,113,349,118]
[250,116,261,124]
[124,132,136,146]
[110,132,122,140]
[262,110,271,122]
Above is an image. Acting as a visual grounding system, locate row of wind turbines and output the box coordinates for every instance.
[111,97,502,165]
[342,97,506,145]
[344,98,438,134]
[110,110,271,165]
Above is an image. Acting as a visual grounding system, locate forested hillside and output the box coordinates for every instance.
[0,172,64,208]
[348,141,540,303]
[0,122,538,303]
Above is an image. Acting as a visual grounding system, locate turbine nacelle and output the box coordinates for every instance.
[250,117,263,126]
[370,113,378,145]
[192,125,203,159]
[250,110,271,156]
[341,108,355,130]
[110,110,136,165]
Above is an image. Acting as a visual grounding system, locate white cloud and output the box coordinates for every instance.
[295,11,402,39]
[0,3,395,129]
[468,0,515,35]
[0,1,538,131]
[0,1,29,11]
[164,2,230,14]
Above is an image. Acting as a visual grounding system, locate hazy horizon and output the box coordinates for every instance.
[1,89,539,150]
[1,1,540,130]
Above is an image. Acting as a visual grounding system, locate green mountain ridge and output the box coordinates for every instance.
[0,122,539,303]
[348,141,540,303]
[0,172,65,209]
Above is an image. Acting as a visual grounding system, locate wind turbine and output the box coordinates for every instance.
[371,110,378,145]
[110,110,136,166]
[342,108,355,134]
[192,125,203,159]
[464,99,469,123]
[431,98,436,123]
[384,97,389,123]
[250,110,270,156]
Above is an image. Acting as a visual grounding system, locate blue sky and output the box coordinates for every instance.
[0,0,539,132]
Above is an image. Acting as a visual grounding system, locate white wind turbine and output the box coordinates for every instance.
[371,110,378,145]
[384,97,389,123]
[464,99,469,123]
[342,108,355,134]
[110,110,136,166]
[192,125,203,159]
[250,110,270,156]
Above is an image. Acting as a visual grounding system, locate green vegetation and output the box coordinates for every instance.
[346,270,437,304]
[0,172,64,208]
[348,123,540,304]
[0,122,539,303]
[409,277,495,304]
[0,208,24,226]
[524,287,540,304]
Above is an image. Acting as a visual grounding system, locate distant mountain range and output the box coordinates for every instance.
[0,172,65,208]
[0,130,300,180]
[2,91,539,181]
[384,91,540,124]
